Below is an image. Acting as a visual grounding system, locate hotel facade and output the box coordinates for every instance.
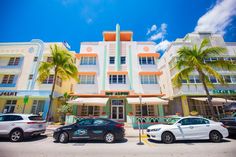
[158,32,236,118]
[0,40,75,121]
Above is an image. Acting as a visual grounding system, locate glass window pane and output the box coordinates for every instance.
[224,75,231,83]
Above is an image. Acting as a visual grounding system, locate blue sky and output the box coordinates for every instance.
[0,0,236,53]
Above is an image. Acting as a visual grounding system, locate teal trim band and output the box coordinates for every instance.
[128,46,133,90]
[102,45,107,90]
[115,24,120,71]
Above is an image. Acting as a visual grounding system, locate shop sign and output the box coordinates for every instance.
[212,90,236,94]
[105,91,129,96]
[0,91,17,96]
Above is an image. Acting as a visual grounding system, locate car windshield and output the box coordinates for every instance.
[165,117,181,125]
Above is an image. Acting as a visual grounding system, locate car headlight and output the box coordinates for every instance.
[150,128,161,132]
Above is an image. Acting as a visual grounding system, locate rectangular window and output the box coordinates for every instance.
[8,57,20,66]
[120,56,126,64]
[42,75,54,84]
[141,75,157,84]
[135,104,155,116]
[81,106,100,116]
[209,76,217,83]
[28,74,33,80]
[224,75,232,83]
[31,100,45,115]
[231,75,236,83]
[47,57,53,63]
[109,75,126,84]
[34,57,38,62]
[188,75,201,83]
[3,100,17,113]
[1,75,15,84]
[109,56,115,64]
[78,75,95,84]
[80,57,96,65]
[139,57,155,65]
[56,76,62,87]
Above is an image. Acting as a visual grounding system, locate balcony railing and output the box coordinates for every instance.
[0,83,16,87]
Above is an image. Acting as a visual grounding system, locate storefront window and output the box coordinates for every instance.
[81,106,100,116]
[135,104,155,116]
[3,100,17,113]
[31,100,45,115]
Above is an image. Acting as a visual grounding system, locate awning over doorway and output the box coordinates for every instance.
[191,97,236,103]
[127,97,168,105]
[67,97,108,106]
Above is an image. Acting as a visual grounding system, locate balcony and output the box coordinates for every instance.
[0,83,16,87]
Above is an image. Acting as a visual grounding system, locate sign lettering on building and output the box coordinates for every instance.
[212,90,236,94]
[105,92,129,96]
[0,92,17,96]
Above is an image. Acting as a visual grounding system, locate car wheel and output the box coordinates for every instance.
[59,132,69,143]
[104,132,115,143]
[161,132,175,144]
[210,131,222,143]
[10,129,23,142]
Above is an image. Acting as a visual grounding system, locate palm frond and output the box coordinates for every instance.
[172,67,194,88]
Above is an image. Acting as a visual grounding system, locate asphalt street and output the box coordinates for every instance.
[0,136,236,157]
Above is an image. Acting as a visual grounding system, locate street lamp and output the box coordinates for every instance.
[139,95,144,134]
[137,94,144,145]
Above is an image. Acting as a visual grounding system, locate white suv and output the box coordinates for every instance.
[0,114,46,142]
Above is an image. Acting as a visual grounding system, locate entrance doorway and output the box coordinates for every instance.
[111,100,124,121]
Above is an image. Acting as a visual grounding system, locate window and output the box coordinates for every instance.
[78,75,95,84]
[178,118,192,125]
[141,75,157,84]
[188,75,201,84]
[77,119,94,126]
[109,75,126,84]
[81,106,100,116]
[28,116,43,121]
[56,76,62,87]
[34,57,38,62]
[231,75,236,83]
[31,100,45,115]
[42,75,54,84]
[8,57,20,66]
[80,57,96,65]
[3,100,17,113]
[135,104,155,116]
[179,118,209,125]
[112,100,124,105]
[139,57,155,65]
[209,76,217,83]
[29,74,33,80]
[47,57,53,63]
[93,119,109,125]
[1,75,15,84]
[189,76,195,83]
[120,56,126,64]
[109,56,115,64]
[0,115,23,121]
[223,75,232,83]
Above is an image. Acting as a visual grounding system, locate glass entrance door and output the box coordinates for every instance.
[111,100,124,121]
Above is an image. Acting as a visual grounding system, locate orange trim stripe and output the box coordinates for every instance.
[103,31,133,41]
[139,71,163,76]
[78,72,96,75]
[107,71,128,75]
[75,53,97,59]
[138,53,160,58]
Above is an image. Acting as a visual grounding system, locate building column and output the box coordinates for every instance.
[115,24,120,71]
[158,105,164,117]
[181,95,190,116]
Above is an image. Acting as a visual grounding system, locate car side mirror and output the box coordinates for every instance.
[176,123,181,127]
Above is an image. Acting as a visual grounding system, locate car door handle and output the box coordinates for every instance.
[189,126,194,129]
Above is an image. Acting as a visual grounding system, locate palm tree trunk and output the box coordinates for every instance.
[46,68,58,122]
[198,70,216,119]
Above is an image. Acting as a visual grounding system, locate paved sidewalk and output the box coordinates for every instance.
[44,124,145,138]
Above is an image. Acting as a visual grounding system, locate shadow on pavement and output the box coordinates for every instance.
[227,135,236,139]
[147,138,231,145]
[0,135,48,143]
[53,138,128,145]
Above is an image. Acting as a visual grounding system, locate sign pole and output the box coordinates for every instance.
[137,120,144,145]
[22,95,29,114]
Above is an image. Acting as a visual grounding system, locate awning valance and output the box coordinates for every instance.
[127,97,168,105]
[67,97,108,106]
[191,97,236,103]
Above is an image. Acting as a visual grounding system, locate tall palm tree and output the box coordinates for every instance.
[38,45,78,122]
[172,38,236,118]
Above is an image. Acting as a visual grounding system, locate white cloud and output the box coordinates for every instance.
[195,0,236,35]
[147,23,167,41]
[155,40,171,52]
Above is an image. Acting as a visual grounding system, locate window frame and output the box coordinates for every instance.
[78,75,95,84]
[109,56,115,64]
[109,75,126,84]
[141,75,157,84]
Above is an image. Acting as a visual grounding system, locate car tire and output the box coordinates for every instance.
[10,129,23,142]
[161,132,175,144]
[210,131,222,143]
[59,132,69,143]
[104,132,115,143]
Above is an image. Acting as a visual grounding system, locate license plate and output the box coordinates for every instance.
[38,124,43,128]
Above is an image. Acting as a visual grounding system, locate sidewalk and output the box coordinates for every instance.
[44,124,145,138]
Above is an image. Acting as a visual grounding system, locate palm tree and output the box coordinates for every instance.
[38,45,78,122]
[172,38,236,119]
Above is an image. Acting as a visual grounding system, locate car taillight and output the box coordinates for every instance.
[115,123,124,128]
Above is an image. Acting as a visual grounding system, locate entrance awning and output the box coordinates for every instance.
[67,97,108,106]
[127,97,168,105]
[191,97,236,103]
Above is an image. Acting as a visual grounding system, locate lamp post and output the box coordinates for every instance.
[137,95,144,145]
[139,95,144,134]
